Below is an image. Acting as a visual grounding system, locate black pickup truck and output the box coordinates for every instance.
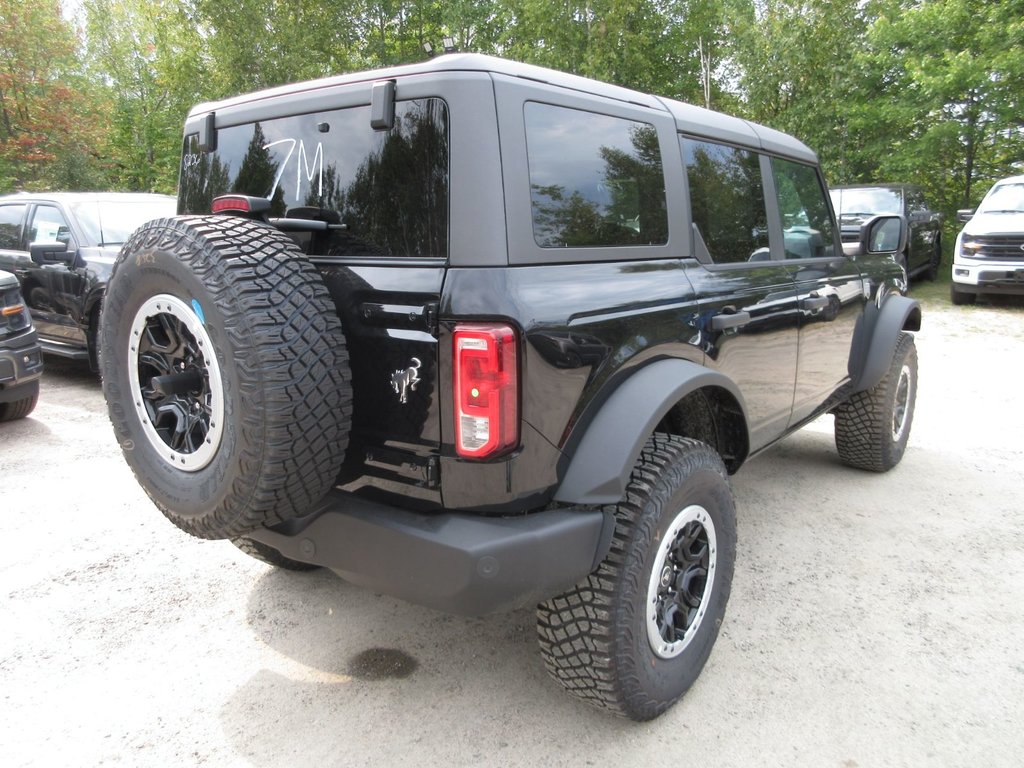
[99,54,920,721]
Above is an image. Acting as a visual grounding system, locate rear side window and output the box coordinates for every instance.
[771,157,837,260]
[179,99,449,259]
[683,138,769,264]
[0,204,27,250]
[524,102,668,248]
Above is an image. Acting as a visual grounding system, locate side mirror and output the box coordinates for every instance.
[956,208,975,224]
[29,240,72,266]
[859,214,907,256]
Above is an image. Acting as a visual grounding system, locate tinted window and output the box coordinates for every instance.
[683,138,768,264]
[29,205,76,250]
[772,158,837,260]
[525,102,668,248]
[0,204,27,250]
[180,99,449,259]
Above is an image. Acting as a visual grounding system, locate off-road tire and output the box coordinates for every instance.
[950,283,976,306]
[834,332,917,471]
[0,392,38,421]
[537,435,736,721]
[100,216,353,540]
[232,537,321,571]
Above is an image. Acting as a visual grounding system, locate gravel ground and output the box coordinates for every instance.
[1,298,1022,768]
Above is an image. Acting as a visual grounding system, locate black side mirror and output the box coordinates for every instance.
[29,241,72,266]
[956,208,975,224]
[859,214,907,256]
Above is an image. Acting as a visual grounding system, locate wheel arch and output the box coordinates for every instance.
[553,359,749,506]
[848,292,921,394]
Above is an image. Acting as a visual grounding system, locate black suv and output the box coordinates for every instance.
[0,192,174,368]
[0,269,43,421]
[99,54,920,720]
[830,183,943,282]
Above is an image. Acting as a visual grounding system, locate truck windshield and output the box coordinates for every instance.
[978,183,1024,214]
[830,187,903,216]
[70,198,175,246]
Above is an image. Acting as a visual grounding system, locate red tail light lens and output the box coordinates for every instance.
[211,195,251,213]
[453,324,519,458]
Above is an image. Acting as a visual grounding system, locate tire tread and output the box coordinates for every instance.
[102,216,352,540]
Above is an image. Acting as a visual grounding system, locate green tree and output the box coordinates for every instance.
[498,0,705,98]
[727,0,870,182]
[195,0,361,92]
[0,0,105,191]
[82,0,210,192]
[856,0,1024,216]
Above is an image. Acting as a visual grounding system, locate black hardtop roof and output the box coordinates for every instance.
[188,53,816,164]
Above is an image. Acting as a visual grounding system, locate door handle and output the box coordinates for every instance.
[803,295,831,310]
[710,310,751,331]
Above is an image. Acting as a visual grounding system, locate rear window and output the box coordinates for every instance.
[524,102,668,248]
[180,99,449,259]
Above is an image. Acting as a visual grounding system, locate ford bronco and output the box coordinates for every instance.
[100,54,920,720]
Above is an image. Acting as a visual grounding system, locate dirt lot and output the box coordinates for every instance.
[1,296,1022,768]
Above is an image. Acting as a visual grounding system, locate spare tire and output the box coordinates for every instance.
[100,216,352,540]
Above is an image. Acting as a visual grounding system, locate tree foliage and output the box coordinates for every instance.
[0,0,1020,232]
[0,0,106,190]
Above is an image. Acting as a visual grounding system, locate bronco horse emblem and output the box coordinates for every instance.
[390,357,422,404]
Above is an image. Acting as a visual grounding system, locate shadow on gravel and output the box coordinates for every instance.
[40,356,100,387]
[218,565,633,767]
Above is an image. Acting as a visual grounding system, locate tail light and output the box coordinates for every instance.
[211,195,272,216]
[453,324,519,458]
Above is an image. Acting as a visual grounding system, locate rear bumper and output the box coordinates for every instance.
[0,330,44,402]
[245,490,614,616]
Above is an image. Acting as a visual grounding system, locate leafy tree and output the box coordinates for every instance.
[856,0,1024,217]
[82,0,210,192]
[195,0,361,91]
[727,0,870,181]
[498,0,702,98]
[0,0,104,191]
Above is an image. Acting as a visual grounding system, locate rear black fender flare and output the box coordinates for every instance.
[849,292,921,394]
[553,359,748,505]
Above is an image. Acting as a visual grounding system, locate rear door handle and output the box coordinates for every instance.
[710,311,751,331]
[803,295,830,310]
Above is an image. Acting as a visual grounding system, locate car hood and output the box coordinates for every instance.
[962,211,1024,237]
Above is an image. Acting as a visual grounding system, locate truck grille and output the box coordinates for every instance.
[963,235,1024,262]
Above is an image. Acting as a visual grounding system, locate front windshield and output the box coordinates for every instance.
[977,182,1024,214]
[69,198,175,246]
[830,187,903,216]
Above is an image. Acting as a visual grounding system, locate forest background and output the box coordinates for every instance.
[1,0,1022,246]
